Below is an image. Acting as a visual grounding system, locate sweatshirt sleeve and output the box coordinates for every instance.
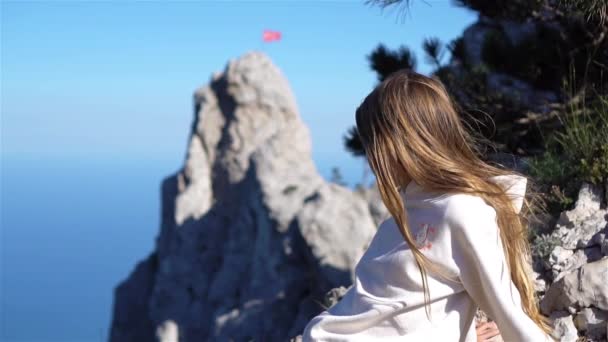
[447,196,553,342]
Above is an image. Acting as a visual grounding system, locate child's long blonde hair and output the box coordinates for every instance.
[355,70,551,334]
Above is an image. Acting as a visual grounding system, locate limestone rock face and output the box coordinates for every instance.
[551,183,608,250]
[541,258,608,314]
[109,51,377,341]
[536,182,608,341]
[549,246,603,281]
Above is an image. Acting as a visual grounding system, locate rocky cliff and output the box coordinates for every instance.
[109,52,377,341]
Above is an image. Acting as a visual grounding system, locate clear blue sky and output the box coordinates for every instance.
[1,0,477,184]
[2,4,479,339]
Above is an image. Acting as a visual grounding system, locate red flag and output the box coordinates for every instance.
[263,29,282,42]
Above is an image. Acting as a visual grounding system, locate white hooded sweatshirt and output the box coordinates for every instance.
[302,174,553,342]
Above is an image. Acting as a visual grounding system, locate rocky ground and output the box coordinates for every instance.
[535,184,608,342]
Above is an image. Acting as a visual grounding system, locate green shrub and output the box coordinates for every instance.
[529,95,608,212]
[530,233,561,259]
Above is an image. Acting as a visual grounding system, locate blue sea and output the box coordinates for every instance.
[0,155,362,341]
[1,156,179,341]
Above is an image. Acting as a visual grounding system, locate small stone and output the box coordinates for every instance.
[550,311,578,342]
[549,246,574,266]
[322,286,351,309]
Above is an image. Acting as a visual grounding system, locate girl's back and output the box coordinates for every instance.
[303,174,549,341]
[302,69,554,341]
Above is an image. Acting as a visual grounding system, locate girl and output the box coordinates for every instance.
[302,70,554,341]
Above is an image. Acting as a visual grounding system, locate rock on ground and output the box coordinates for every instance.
[551,183,607,251]
[541,257,608,315]
[550,311,579,342]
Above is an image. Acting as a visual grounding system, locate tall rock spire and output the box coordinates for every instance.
[109,51,377,341]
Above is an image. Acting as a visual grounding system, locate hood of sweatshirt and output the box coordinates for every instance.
[401,173,528,214]
[490,174,528,214]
